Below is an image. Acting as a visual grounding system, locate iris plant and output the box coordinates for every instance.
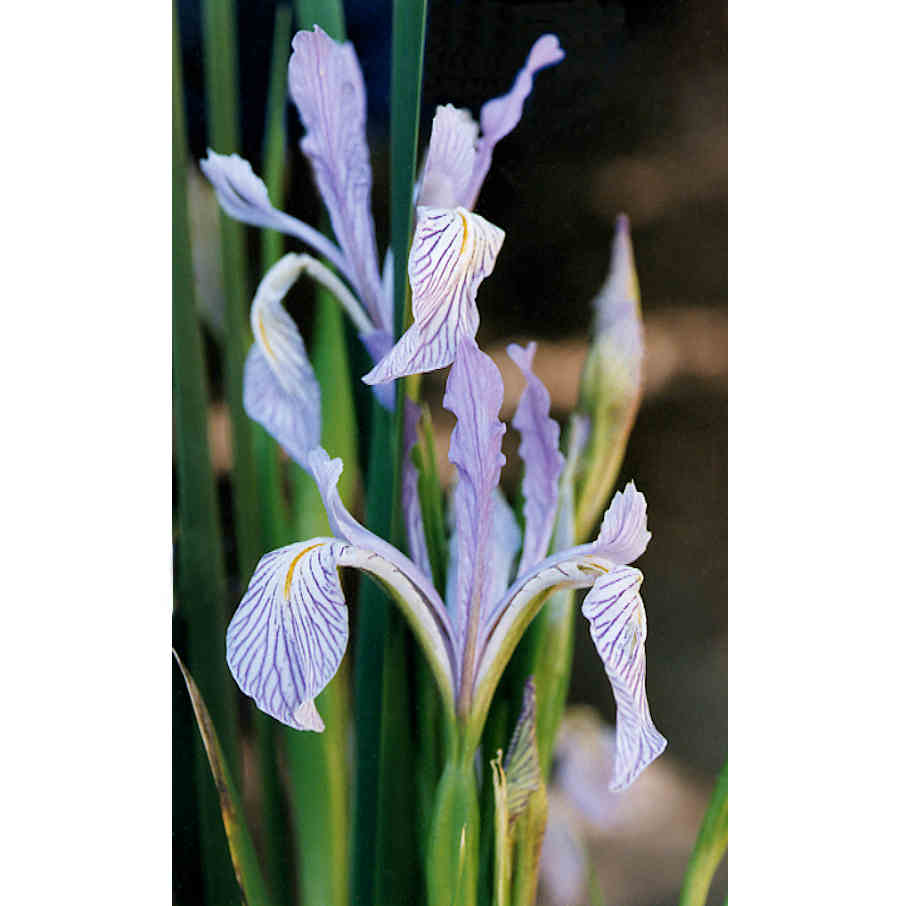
[204,24,666,794]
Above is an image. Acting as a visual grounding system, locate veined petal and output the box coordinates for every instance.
[508,342,565,575]
[463,35,565,209]
[245,254,322,469]
[289,27,386,329]
[480,490,522,640]
[199,150,348,277]
[226,539,349,731]
[419,104,479,208]
[447,487,522,636]
[595,481,650,564]
[362,207,504,384]
[444,338,506,680]
[581,567,666,790]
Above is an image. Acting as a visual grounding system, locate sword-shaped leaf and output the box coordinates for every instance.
[173,651,273,906]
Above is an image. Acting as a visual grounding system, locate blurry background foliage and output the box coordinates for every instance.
[174,0,726,903]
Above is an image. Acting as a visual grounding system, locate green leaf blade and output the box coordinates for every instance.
[174,651,273,906]
[680,761,728,906]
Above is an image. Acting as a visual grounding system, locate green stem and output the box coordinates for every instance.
[679,762,728,906]
[427,752,480,906]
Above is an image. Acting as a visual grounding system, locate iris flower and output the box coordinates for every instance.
[214,25,664,791]
[227,330,666,790]
[201,26,564,416]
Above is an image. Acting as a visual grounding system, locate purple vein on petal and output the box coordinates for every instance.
[443,337,507,659]
[288,27,387,330]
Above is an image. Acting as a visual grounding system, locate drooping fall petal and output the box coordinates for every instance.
[362,207,504,384]
[226,539,349,732]
[244,254,322,470]
[581,566,666,790]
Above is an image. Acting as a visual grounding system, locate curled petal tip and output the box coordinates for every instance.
[530,33,566,66]
[294,699,325,733]
[595,482,651,564]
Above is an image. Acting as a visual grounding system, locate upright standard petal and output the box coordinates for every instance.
[362,207,505,384]
[226,539,349,731]
[444,338,506,680]
[244,254,321,470]
[448,488,522,636]
[200,150,348,276]
[288,27,386,329]
[419,105,479,208]
[581,567,666,790]
[463,35,565,209]
[508,342,565,575]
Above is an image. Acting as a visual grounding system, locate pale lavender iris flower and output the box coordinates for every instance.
[226,335,666,790]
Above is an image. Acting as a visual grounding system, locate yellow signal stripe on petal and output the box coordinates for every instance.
[283,543,324,598]
[459,209,469,257]
[584,560,610,574]
[258,315,275,360]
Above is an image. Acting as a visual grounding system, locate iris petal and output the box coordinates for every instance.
[362,207,504,384]
[463,35,565,208]
[508,342,565,575]
[289,27,386,329]
[419,105,479,208]
[443,338,507,649]
[581,567,666,790]
[244,254,322,470]
[199,150,348,277]
[226,539,349,732]
[595,481,651,564]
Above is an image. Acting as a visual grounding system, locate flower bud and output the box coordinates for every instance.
[575,215,645,541]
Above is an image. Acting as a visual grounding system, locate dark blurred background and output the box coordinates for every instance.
[176,1,726,903]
